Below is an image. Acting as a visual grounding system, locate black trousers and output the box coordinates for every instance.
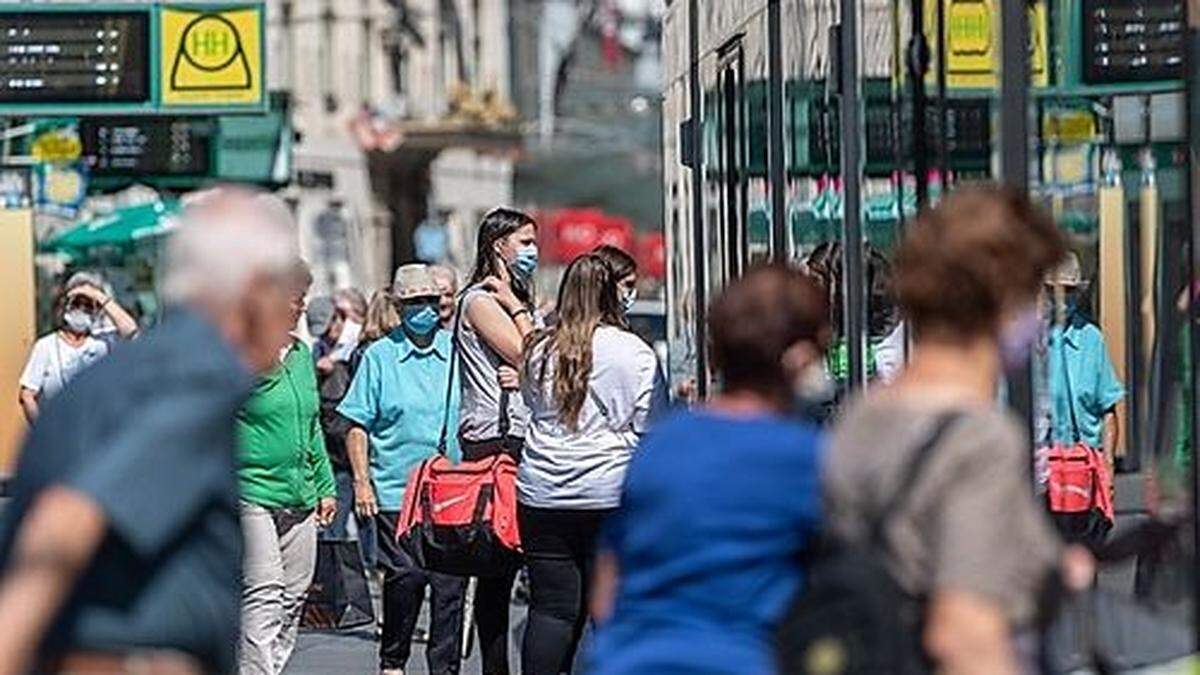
[517,504,615,675]
[461,436,524,675]
[376,511,467,675]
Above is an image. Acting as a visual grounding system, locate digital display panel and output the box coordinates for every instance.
[0,11,150,104]
[80,117,214,176]
[1082,0,1185,84]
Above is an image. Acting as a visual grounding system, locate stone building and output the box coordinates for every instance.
[266,0,521,293]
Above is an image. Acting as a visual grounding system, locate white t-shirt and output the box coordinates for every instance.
[19,332,109,400]
[518,325,669,509]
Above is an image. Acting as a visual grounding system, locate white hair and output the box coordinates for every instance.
[161,188,299,305]
[429,264,458,290]
[64,270,110,296]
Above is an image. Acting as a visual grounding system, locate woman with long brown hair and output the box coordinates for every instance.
[518,253,667,674]
[458,206,540,675]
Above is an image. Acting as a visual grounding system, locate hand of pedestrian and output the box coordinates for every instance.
[1060,544,1096,592]
[497,364,520,390]
[353,480,378,519]
[67,284,109,308]
[482,275,522,314]
[316,497,337,527]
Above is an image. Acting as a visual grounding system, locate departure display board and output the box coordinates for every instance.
[80,117,214,176]
[0,11,150,104]
[1082,0,1184,84]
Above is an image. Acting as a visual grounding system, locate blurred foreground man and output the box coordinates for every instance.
[0,188,302,675]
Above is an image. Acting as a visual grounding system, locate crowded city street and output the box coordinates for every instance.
[2,1,1200,674]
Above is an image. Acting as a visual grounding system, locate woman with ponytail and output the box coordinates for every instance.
[518,253,667,674]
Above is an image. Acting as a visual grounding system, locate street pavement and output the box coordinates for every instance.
[286,599,527,675]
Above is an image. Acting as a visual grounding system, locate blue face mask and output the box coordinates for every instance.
[508,244,539,284]
[402,304,440,336]
[621,288,637,314]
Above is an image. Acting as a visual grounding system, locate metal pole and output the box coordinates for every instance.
[840,0,866,390]
[768,0,787,260]
[688,0,709,398]
[935,0,949,185]
[908,0,931,207]
[1000,0,1034,439]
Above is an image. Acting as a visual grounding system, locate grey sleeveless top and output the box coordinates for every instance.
[456,284,530,442]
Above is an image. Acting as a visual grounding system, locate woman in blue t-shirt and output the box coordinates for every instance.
[588,264,829,674]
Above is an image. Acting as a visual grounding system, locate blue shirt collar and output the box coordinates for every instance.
[1057,313,1093,349]
[389,326,449,362]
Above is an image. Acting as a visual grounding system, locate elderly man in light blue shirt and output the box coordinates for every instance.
[1042,253,1125,467]
[338,263,465,675]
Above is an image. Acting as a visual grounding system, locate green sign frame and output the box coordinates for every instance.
[0,1,266,116]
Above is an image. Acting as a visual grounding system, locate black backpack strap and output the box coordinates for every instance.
[869,411,964,543]
[498,389,511,439]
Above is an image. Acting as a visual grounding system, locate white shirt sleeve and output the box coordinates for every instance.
[874,322,907,384]
[19,337,51,393]
[592,329,664,435]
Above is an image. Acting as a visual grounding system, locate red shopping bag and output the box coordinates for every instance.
[397,451,522,577]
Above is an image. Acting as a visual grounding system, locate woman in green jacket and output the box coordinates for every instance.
[237,261,337,675]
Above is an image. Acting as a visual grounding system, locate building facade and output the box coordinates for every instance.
[266,0,520,293]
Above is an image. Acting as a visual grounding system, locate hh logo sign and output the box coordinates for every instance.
[923,0,1048,89]
[161,5,263,106]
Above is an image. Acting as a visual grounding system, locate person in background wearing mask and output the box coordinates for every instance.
[59,271,140,347]
[589,264,828,675]
[825,187,1093,674]
[0,188,302,674]
[592,245,638,314]
[333,288,367,358]
[18,273,138,424]
[459,207,539,675]
[339,264,467,675]
[315,289,367,375]
[430,265,459,330]
[236,260,338,675]
[519,253,667,674]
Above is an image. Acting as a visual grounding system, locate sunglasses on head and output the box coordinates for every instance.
[67,297,100,313]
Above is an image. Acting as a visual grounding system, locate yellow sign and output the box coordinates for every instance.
[1042,109,1098,145]
[30,129,82,163]
[925,0,1049,88]
[160,5,263,106]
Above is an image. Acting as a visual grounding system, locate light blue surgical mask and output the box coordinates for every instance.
[402,304,440,336]
[508,244,539,284]
[621,288,637,314]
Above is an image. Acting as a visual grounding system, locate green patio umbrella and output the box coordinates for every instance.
[42,200,180,254]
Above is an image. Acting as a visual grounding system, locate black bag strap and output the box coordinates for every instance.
[437,288,520,453]
[869,411,963,544]
[498,389,511,439]
[436,294,467,455]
